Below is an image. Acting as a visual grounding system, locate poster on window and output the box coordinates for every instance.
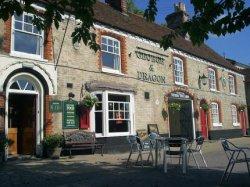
[62,100,79,129]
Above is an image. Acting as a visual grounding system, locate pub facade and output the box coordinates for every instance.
[0,0,248,156]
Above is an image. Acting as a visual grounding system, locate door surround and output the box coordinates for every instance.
[166,91,196,139]
[4,72,44,157]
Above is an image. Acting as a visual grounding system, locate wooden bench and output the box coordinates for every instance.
[63,130,104,158]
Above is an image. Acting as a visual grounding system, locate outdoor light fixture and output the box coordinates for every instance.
[68,92,75,99]
[198,73,208,88]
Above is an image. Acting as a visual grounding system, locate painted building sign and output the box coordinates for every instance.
[136,50,167,84]
[135,51,165,65]
[50,100,62,113]
[63,100,79,129]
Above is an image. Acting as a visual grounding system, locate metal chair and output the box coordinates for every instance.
[163,138,187,173]
[187,136,207,169]
[220,138,250,184]
[126,135,153,167]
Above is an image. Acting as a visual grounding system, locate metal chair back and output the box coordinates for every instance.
[194,136,205,152]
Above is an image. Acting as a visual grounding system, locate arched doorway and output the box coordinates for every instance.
[5,73,44,155]
[200,99,208,139]
[167,91,196,140]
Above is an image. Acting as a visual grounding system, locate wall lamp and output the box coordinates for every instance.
[198,73,208,89]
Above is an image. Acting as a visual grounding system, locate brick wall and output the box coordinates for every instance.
[44,95,53,136]
[0,92,5,133]
[3,18,11,53]
[44,28,53,60]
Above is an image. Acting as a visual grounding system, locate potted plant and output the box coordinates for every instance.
[201,103,209,112]
[0,136,9,163]
[78,93,98,111]
[43,134,64,159]
[238,105,246,112]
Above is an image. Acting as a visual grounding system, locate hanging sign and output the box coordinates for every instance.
[50,100,62,113]
[62,100,79,129]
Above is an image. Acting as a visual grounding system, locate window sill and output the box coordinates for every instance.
[233,123,240,127]
[102,68,125,76]
[210,89,220,93]
[213,123,223,127]
[95,132,132,138]
[230,93,236,96]
[175,82,188,87]
[10,51,48,62]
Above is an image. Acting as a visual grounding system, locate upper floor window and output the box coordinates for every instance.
[12,13,44,58]
[101,36,121,74]
[231,105,239,126]
[211,102,221,126]
[208,68,216,90]
[173,57,184,84]
[229,75,236,94]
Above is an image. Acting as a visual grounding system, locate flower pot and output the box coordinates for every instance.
[47,147,62,159]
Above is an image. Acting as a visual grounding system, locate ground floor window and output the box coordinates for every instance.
[231,105,239,126]
[92,91,134,137]
[211,102,222,126]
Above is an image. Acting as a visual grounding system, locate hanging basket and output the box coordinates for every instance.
[238,105,246,112]
[169,102,182,111]
[201,103,209,112]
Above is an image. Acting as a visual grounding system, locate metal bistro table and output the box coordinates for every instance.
[154,137,188,174]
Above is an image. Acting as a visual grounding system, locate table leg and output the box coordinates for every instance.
[182,143,187,174]
[155,140,158,168]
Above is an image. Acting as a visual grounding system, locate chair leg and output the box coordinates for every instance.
[192,152,199,169]
[101,146,104,156]
[69,149,72,159]
[139,151,143,167]
[163,152,167,173]
[220,161,232,185]
[200,151,207,167]
[126,149,133,167]
[226,162,236,181]
[136,153,140,165]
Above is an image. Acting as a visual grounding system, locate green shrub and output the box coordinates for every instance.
[0,136,10,152]
[43,134,64,149]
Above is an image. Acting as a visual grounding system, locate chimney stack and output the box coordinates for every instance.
[105,0,127,14]
[166,2,189,30]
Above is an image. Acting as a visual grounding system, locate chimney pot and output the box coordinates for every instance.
[105,0,127,14]
[174,2,186,12]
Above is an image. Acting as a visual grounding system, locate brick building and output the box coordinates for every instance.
[0,0,248,157]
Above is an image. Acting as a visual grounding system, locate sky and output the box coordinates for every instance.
[132,0,250,66]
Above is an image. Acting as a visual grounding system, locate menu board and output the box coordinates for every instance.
[62,100,79,129]
[50,100,62,113]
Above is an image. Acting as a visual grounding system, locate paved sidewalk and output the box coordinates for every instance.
[0,137,249,187]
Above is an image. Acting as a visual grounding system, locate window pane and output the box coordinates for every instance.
[14,21,22,30]
[14,13,23,21]
[95,103,102,111]
[108,94,130,102]
[114,103,118,110]
[33,27,41,34]
[10,82,20,90]
[109,120,129,133]
[95,112,103,133]
[101,44,107,51]
[108,46,113,53]
[24,15,33,24]
[102,52,115,69]
[101,37,107,44]
[17,79,28,90]
[108,102,113,110]
[14,31,41,55]
[96,94,102,101]
[108,39,113,45]
[24,23,32,32]
[109,111,113,119]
